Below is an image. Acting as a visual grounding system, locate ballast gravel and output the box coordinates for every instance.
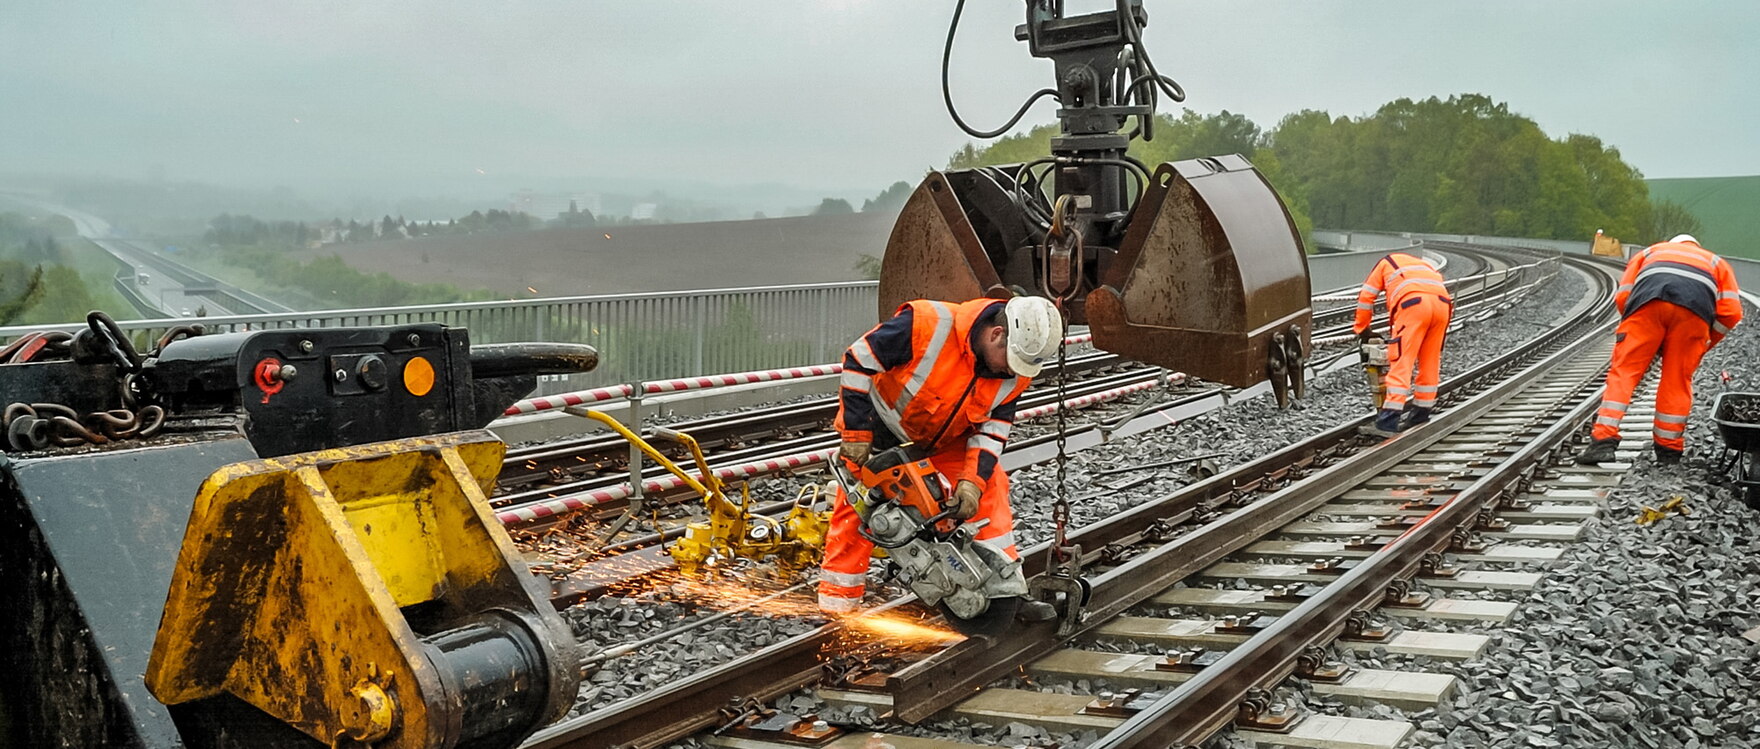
[1312,298,1760,749]
[575,262,1624,741]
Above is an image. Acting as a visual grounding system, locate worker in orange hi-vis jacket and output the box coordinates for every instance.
[818,295,1062,621]
[1352,251,1453,436]
[1577,235,1743,465]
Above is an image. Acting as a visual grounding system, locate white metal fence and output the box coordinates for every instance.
[0,281,882,393]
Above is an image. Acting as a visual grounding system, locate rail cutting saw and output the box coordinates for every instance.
[832,445,1028,630]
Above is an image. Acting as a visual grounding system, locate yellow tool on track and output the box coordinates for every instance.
[1634,495,1690,525]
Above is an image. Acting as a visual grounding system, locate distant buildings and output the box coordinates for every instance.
[510,190,601,221]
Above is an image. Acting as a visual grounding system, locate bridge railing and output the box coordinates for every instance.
[0,281,882,394]
[10,240,1748,396]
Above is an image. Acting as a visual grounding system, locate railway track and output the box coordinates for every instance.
[505,245,1614,748]
[509,245,1556,600]
[494,245,1544,537]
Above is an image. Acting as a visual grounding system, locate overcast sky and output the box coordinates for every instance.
[2,0,1755,204]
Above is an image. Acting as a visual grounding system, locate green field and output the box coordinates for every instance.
[1647,175,1760,260]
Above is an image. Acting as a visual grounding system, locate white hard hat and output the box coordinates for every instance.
[1003,296,1062,377]
[1670,234,1700,245]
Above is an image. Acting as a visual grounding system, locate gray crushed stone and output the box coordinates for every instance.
[594,265,1602,740]
[1327,298,1760,749]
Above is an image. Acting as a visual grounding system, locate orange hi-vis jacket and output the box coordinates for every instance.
[1352,252,1450,335]
[1614,240,1743,346]
[835,299,1030,490]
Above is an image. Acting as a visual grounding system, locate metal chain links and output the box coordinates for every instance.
[1050,314,1073,562]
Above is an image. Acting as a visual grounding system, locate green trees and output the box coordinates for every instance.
[939,94,1677,246]
[812,198,855,216]
[195,213,497,308]
[0,213,137,325]
[862,181,914,213]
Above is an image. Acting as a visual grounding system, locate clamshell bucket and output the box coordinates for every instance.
[878,155,1312,400]
[1087,155,1312,391]
[878,169,1016,310]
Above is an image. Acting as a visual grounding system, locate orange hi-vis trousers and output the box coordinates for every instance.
[817,449,1021,614]
[1592,301,1711,451]
[1383,294,1452,410]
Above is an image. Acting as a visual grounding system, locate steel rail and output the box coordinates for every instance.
[1095,306,1612,748]
[497,248,1537,520]
[1091,253,1612,749]
[500,243,1525,496]
[517,247,1603,748]
[883,251,1610,721]
[519,247,1557,598]
[495,350,1127,491]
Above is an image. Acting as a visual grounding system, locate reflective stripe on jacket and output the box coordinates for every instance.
[835,299,1029,488]
[1616,240,1743,344]
[1353,252,1450,334]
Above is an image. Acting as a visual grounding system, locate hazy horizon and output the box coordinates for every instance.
[4,1,1757,218]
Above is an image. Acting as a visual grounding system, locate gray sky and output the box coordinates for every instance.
[2,0,1755,206]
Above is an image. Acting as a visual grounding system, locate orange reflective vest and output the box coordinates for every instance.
[1353,252,1450,335]
[836,299,1029,489]
[1615,240,1743,345]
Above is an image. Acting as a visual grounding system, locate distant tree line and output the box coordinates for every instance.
[0,213,125,325]
[204,208,544,249]
[942,94,1701,247]
[195,212,503,308]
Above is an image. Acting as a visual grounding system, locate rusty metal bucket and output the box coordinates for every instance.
[1087,155,1312,392]
[878,155,1311,400]
[877,168,1018,313]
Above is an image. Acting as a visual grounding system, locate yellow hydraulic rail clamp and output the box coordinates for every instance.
[566,407,828,574]
[145,431,581,749]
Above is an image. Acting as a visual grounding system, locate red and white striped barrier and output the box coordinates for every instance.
[1015,372,1184,420]
[503,334,1096,417]
[504,363,843,416]
[496,447,836,526]
[504,384,637,415]
[498,368,1181,528]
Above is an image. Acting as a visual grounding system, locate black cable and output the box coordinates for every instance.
[1116,0,1186,103]
[1121,73,1185,106]
[943,0,1061,139]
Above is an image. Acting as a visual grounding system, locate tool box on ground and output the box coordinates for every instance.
[0,311,597,749]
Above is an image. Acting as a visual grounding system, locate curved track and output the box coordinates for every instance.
[508,245,1619,749]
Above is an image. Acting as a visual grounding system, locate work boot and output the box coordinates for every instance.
[1406,406,1433,427]
[1653,444,1683,465]
[1359,408,1403,438]
[1575,438,1620,465]
[1016,598,1059,623]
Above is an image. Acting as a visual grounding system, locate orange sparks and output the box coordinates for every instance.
[842,610,964,645]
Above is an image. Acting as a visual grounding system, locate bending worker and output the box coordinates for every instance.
[1578,235,1742,465]
[819,295,1061,621]
[1353,250,1453,436]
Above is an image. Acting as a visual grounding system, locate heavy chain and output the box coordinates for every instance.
[1050,320,1072,562]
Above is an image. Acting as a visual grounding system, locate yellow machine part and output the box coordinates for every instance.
[1591,232,1625,258]
[146,431,579,749]
[568,408,830,575]
[672,482,832,575]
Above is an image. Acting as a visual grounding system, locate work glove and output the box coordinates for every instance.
[1356,329,1376,343]
[839,440,871,466]
[950,480,982,520]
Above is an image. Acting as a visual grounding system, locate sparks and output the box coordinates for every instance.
[843,610,963,645]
